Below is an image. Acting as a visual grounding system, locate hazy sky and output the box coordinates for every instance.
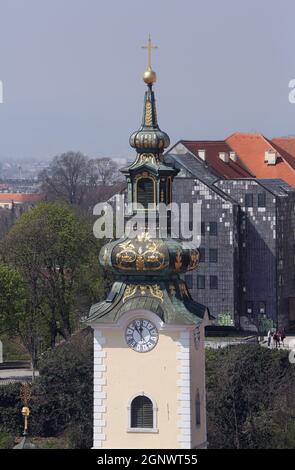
[0,0,295,162]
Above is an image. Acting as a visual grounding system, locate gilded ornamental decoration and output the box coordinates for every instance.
[113,236,168,272]
[123,284,164,303]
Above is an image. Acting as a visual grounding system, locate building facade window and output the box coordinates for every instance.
[201,222,205,235]
[258,193,266,208]
[209,248,218,263]
[246,301,254,315]
[210,275,218,289]
[245,194,253,208]
[209,222,217,236]
[258,302,266,315]
[130,395,153,429]
[184,274,193,289]
[198,247,205,263]
[197,275,205,289]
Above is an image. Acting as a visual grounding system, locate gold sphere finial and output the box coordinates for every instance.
[143,66,157,84]
[22,406,30,417]
[142,35,158,85]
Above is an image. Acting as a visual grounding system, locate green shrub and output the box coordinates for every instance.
[206,345,295,449]
[0,382,23,435]
[31,328,93,448]
[0,431,15,449]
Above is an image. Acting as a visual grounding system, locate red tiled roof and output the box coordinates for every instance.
[179,140,253,178]
[272,137,295,168]
[0,193,43,203]
[226,132,295,187]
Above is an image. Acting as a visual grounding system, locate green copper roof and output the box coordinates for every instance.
[129,84,170,154]
[86,278,209,326]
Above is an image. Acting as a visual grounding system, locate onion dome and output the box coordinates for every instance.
[100,232,200,277]
[129,83,170,154]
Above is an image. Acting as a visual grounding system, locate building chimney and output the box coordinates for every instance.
[198,149,206,161]
[229,151,237,162]
[265,149,277,165]
[219,152,229,163]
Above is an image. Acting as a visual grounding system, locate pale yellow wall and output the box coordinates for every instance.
[101,327,180,449]
[92,310,208,449]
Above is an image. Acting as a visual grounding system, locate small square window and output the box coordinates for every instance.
[246,301,253,315]
[197,275,205,289]
[198,248,205,263]
[245,194,253,207]
[210,275,218,289]
[209,222,218,236]
[209,248,218,263]
[184,274,193,289]
[259,302,266,314]
[258,193,266,207]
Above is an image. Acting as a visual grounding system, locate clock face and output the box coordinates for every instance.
[125,318,159,353]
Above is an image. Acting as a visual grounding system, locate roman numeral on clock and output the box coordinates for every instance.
[125,318,159,352]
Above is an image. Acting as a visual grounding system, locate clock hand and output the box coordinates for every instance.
[134,323,144,341]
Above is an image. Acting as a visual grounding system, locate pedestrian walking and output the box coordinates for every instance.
[273,331,280,349]
[280,329,286,347]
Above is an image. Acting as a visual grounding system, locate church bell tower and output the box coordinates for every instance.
[87,37,210,449]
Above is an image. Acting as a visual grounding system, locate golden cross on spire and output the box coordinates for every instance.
[142,34,158,69]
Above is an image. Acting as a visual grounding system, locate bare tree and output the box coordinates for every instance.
[39,152,90,205]
[39,153,124,210]
[89,157,121,186]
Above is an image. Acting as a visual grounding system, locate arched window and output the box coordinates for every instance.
[130,395,153,429]
[136,177,155,209]
[196,390,201,427]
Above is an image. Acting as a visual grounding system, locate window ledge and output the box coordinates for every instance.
[127,428,159,434]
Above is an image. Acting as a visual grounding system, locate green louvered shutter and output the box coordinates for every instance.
[131,396,153,428]
[137,178,154,209]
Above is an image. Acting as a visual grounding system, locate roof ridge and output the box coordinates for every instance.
[180,139,226,144]
[226,131,264,139]
[273,136,295,140]
[261,135,278,150]
[269,138,295,172]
